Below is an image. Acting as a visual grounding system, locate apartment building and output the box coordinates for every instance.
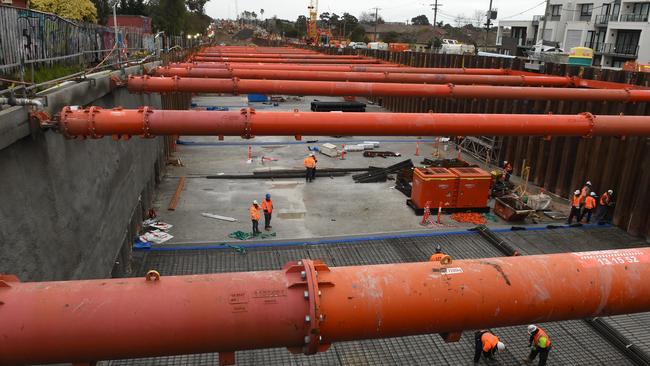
[496,0,650,67]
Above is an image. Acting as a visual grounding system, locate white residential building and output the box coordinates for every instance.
[496,1,650,67]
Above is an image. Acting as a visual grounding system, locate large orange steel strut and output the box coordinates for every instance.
[191,56,386,64]
[167,63,510,74]
[127,76,650,102]
[1,249,650,365]
[50,107,650,139]
[194,53,368,59]
[153,67,575,87]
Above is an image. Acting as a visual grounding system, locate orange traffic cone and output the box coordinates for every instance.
[415,141,420,156]
[341,145,346,160]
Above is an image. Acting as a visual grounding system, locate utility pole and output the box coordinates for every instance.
[540,0,550,43]
[430,1,441,32]
[372,7,381,42]
[485,0,493,47]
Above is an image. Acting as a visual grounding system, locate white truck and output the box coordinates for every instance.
[367,42,388,50]
[440,39,475,55]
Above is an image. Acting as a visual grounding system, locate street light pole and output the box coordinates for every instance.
[113,2,120,66]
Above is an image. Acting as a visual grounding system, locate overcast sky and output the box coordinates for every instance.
[205,0,546,24]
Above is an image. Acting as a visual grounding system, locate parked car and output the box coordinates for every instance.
[348,42,368,49]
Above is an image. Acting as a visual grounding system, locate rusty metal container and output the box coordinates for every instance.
[449,167,492,208]
[494,196,535,221]
[410,167,458,208]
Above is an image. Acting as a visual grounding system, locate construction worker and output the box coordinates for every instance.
[596,189,614,223]
[303,153,317,182]
[261,193,273,231]
[474,329,505,364]
[524,324,552,366]
[250,200,261,235]
[566,190,582,224]
[580,192,597,223]
[503,161,513,182]
[579,181,592,206]
[429,245,445,261]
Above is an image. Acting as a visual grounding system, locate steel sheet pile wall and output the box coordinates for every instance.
[299,46,649,238]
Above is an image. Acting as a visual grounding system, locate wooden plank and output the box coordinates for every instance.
[168,176,186,211]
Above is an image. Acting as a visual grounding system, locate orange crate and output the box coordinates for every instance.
[449,167,491,208]
[410,167,458,208]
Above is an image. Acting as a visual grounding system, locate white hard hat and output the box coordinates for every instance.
[574,190,580,195]
[527,325,537,334]
[253,200,258,205]
[504,160,508,164]
[608,189,613,194]
[497,341,505,351]
[309,153,315,156]
[590,192,596,196]
[586,181,592,185]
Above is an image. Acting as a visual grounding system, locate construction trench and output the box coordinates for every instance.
[0,45,649,365]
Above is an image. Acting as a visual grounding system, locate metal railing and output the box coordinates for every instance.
[595,15,609,25]
[585,42,639,57]
[618,13,649,22]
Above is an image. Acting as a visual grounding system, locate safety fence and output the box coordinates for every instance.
[0,5,188,77]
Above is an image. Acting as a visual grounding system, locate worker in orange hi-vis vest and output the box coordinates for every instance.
[261,193,274,231]
[249,200,261,235]
[596,189,614,223]
[303,153,317,182]
[429,245,445,262]
[474,329,505,364]
[580,192,597,223]
[524,324,552,366]
[566,190,582,224]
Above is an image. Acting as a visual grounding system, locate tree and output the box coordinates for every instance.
[411,14,430,25]
[340,13,358,36]
[359,11,383,24]
[117,0,147,15]
[473,9,484,27]
[31,0,98,22]
[319,12,330,26]
[295,15,308,37]
[454,13,468,27]
[381,31,399,43]
[432,37,442,48]
[186,0,208,13]
[349,25,366,42]
[149,0,186,35]
[92,0,110,24]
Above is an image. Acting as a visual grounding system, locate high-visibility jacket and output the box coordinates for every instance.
[571,195,581,208]
[250,205,261,220]
[262,199,273,213]
[579,186,590,203]
[429,253,445,262]
[304,156,316,168]
[585,196,596,210]
[600,192,611,206]
[533,327,551,349]
[481,332,499,352]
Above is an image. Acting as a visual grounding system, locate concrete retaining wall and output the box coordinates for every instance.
[0,65,168,281]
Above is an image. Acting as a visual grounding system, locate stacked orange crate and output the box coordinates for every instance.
[410,167,458,209]
[449,167,492,208]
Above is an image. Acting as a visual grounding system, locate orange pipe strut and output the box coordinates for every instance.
[191,56,386,64]
[53,107,650,139]
[1,249,650,365]
[169,62,407,69]
[194,53,368,59]
[153,67,575,87]
[127,76,650,102]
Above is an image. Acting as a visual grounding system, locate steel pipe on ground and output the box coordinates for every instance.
[191,56,386,64]
[153,67,575,87]
[53,107,650,139]
[1,248,650,365]
[127,76,650,102]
